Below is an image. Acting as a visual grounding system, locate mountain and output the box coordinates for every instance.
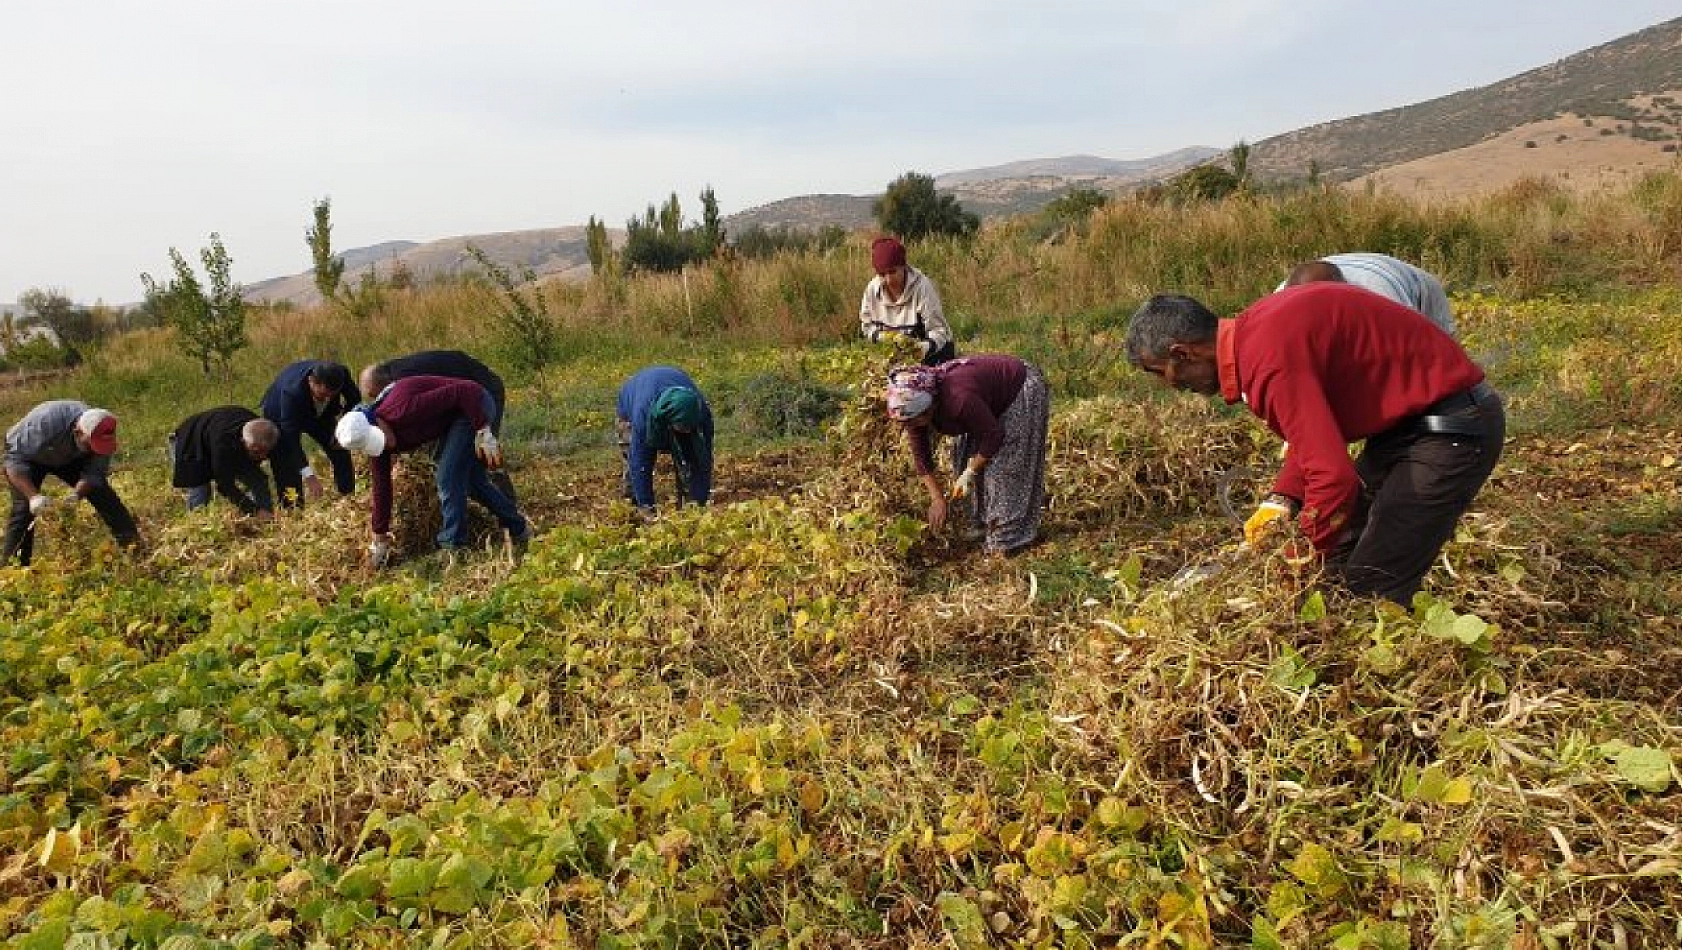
[723,149,1222,233]
[246,228,595,307]
[247,147,1219,306]
[1250,16,1682,185]
[934,149,1221,187]
[239,17,1682,307]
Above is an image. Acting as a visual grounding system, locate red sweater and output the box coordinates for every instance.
[369,376,490,535]
[906,355,1027,475]
[1218,283,1484,549]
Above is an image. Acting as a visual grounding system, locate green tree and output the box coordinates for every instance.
[1229,140,1252,188]
[141,233,248,377]
[622,202,692,274]
[658,193,683,239]
[465,244,559,374]
[872,171,979,242]
[17,287,104,357]
[585,215,612,274]
[306,197,345,302]
[1169,163,1241,203]
[698,186,724,258]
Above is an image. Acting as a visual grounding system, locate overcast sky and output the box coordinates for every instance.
[4,2,1677,304]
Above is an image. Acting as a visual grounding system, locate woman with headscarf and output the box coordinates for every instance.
[616,366,714,517]
[859,236,955,365]
[886,355,1050,556]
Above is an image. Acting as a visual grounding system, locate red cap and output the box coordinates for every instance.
[77,408,119,455]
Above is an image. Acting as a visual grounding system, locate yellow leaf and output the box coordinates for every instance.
[797,777,826,816]
[37,823,81,874]
[1440,777,1474,805]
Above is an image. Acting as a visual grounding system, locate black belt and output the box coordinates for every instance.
[1413,382,1498,438]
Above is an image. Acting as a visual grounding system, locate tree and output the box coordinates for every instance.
[306,197,345,302]
[872,172,979,242]
[141,233,248,377]
[657,193,682,239]
[1168,163,1241,203]
[17,287,104,355]
[1229,140,1252,188]
[698,186,724,259]
[465,244,559,374]
[585,215,612,274]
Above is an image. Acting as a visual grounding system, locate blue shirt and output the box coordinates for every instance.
[615,366,713,509]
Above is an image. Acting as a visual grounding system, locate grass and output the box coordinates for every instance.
[0,178,1679,948]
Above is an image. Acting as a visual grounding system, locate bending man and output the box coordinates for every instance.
[3,401,139,564]
[1125,283,1503,604]
[334,375,530,567]
[171,407,280,517]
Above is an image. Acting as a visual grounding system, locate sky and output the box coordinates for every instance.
[4,1,1677,305]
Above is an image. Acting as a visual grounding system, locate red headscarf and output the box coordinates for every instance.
[871,236,907,275]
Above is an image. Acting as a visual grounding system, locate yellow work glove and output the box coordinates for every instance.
[1244,496,1296,546]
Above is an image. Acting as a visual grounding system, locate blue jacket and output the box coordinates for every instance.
[260,360,360,461]
[616,366,713,509]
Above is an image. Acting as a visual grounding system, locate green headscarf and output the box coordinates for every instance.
[648,385,702,441]
[648,386,704,471]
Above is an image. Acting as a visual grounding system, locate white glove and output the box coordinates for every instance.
[949,466,978,500]
[28,494,51,516]
[474,428,503,470]
[368,535,392,568]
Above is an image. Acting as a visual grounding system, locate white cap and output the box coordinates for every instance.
[334,411,386,457]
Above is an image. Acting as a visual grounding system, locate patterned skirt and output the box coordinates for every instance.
[952,364,1050,554]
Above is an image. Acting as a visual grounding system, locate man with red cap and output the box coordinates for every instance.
[859,236,955,365]
[3,400,140,565]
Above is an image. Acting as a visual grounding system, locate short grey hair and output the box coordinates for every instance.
[1125,294,1219,366]
[242,418,280,452]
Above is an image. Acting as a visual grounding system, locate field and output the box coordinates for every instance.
[1,179,1680,948]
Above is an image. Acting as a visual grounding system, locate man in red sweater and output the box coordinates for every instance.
[1125,283,1504,604]
[334,375,530,567]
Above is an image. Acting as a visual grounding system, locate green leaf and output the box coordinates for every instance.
[1268,647,1317,692]
[1612,745,1674,793]
[386,857,440,903]
[935,891,989,949]
[1376,818,1424,844]
[1297,591,1327,622]
[335,866,380,900]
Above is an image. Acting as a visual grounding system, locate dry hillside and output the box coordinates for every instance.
[1251,17,1682,183]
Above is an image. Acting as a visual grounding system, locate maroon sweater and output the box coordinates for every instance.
[369,376,491,535]
[906,355,1028,475]
[1218,282,1485,549]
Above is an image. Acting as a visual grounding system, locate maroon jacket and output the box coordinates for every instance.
[1218,282,1485,549]
[369,376,491,535]
[906,355,1027,475]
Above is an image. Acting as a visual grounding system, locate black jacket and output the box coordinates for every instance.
[172,407,273,514]
[384,351,505,409]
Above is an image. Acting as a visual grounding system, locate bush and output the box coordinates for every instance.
[734,369,847,438]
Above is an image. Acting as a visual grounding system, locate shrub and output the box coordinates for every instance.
[734,369,847,437]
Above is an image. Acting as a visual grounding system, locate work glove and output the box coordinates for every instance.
[919,338,935,359]
[368,534,393,568]
[474,428,503,470]
[28,494,52,516]
[1243,495,1296,546]
[949,465,978,501]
